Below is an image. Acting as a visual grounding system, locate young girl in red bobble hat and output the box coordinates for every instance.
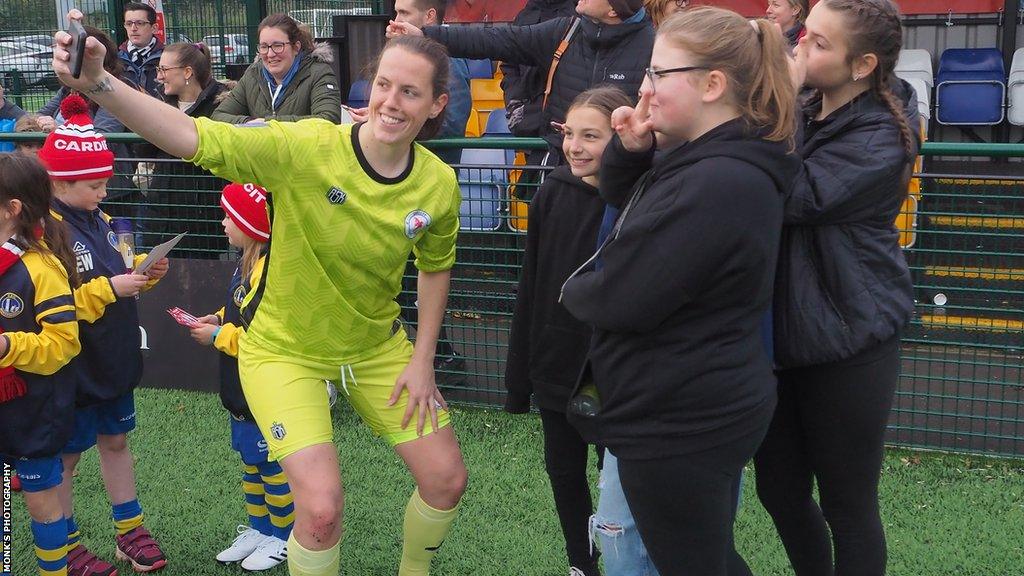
[186,182,296,571]
[40,93,171,576]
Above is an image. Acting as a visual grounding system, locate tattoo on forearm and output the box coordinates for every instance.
[85,76,114,95]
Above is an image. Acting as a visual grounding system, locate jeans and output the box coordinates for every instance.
[593,452,659,576]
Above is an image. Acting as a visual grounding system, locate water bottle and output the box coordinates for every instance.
[568,382,601,418]
[110,218,135,271]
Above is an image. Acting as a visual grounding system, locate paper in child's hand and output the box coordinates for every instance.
[167,307,200,328]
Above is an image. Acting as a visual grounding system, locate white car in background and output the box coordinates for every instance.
[0,41,58,89]
[202,33,250,65]
[288,7,372,39]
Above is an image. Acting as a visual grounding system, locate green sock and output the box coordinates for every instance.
[399,489,459,576]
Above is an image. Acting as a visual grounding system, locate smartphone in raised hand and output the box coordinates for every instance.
[67,20,87,79]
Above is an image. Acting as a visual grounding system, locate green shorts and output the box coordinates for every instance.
[238,328,451,461]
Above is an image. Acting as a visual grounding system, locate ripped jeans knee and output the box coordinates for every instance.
[591,452,660,576]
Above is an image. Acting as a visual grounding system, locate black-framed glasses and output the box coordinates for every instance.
[155,65,185,74]
[644,65,709,94]
[124,20,152,28]
[257,42,290,55]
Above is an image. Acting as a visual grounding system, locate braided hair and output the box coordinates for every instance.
[820,0,916,158]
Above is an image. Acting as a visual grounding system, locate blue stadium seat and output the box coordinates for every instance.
[466,59,493,80]
[935,48,1005,125]
[347,79,370,109]
[481,108,515,164]
[458,147,507,231]
[482,108,510,136]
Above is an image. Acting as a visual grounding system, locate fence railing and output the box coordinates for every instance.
[1,132,1022,458]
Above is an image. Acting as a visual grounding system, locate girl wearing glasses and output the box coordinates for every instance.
[212,13,341,124]
[560,7,799,574]
[138,42,231,257]
[53,10,466,576]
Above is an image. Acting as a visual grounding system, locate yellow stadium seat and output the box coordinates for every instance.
[471,78,505,129]
[897,117,926,248]
[465,108,481,137]
[508,151,530,232]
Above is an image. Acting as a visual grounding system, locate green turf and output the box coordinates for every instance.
[8,388,1024,575]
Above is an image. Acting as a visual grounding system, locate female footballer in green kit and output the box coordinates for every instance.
[53,9,466,576]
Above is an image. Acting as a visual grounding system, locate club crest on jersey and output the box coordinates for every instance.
[0,293,24,318]
[326,186,347,205]
[233,285,247,307]
[270,422,286,441]
[404,210,432,239]
[107,231,118,249]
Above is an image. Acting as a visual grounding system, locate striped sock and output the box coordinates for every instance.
[32,517,68,576]
[259,461,294,541]
[65,516,81,549]
[111,499,144,535]
[243,465,272,536]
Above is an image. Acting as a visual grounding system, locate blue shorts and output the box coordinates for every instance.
[1,455,63,492]
[64,393,137,454]
[231,416,271,466]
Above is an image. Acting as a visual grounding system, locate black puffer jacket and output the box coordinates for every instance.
[773,81,919,368]
[424,16,653,151]
[504,166,605,413]
[561,120,801,459]
[499,0,577,136]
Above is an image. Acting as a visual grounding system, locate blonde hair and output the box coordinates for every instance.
[644,0,679,27]
[658,8,796,144]
[238,235,264,281]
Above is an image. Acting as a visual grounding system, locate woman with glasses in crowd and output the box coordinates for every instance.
[212,13,341,124]
[138,42,231,256]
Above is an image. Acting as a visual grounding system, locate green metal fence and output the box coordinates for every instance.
[1,133,1022,458]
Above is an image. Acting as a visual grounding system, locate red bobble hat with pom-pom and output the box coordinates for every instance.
[37,93,115,181]
[221,183,271,241]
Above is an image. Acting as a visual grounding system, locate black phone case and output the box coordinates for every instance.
[68,22,87,79]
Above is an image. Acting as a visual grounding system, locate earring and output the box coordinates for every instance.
[853,74,860,81]
[185,78,190,85]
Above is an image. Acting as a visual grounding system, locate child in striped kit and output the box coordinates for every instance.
[0,152,83,576]
[188,182,294,571]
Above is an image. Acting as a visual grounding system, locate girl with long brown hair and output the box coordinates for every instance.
[754,0,918,574]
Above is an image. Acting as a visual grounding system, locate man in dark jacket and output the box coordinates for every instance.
[387,0,653,161]
[117,2,164,99]
[500,0,577,137]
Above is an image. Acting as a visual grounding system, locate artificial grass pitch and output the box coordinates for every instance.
[8,388,1024,575]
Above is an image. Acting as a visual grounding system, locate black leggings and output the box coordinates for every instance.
[539,408,602,573]
[754,336,900,576]
[616,423,769,576]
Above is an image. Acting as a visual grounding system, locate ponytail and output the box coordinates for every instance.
[41,212,80,288]
[751,18,797,145]
[877,81,917,159]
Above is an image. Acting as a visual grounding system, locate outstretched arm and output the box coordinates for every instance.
[53,10,198,159]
